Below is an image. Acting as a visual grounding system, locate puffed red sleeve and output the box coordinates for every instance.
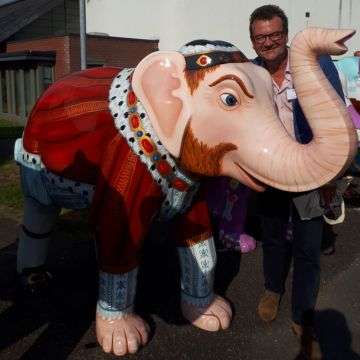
[23,67,120,184]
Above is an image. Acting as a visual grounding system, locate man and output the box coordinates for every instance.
[249,4,345,359]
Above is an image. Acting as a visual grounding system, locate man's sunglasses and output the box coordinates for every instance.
[252,31,285,44]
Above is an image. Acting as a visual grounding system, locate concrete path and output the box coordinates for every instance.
[0,206,359,360]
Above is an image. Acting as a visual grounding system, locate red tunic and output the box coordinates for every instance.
[23,67,212,274]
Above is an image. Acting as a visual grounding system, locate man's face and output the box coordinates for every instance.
[251,16,288,63]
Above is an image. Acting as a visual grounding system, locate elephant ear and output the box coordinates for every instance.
[132,51,192,158]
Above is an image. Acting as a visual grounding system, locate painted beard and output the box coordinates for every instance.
[178,123,237,177]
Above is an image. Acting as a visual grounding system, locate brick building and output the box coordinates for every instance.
[0,0,158,124]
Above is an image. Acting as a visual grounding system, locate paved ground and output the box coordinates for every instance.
[0,202,359,359]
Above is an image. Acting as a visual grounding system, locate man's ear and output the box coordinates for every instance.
[132,51,192,158]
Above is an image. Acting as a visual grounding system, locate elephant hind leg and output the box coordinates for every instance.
[17,196,60,274]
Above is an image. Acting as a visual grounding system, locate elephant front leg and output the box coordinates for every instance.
[96,269,150,356]
[177,237,233,331]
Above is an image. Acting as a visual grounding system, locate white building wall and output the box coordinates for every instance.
[86,0,360,58]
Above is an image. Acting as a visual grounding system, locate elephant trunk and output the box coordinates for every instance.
[249,28,358,192]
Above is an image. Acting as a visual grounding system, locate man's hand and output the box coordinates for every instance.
[319,183,337,208]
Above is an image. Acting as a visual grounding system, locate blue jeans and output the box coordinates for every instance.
[20,165,92,210]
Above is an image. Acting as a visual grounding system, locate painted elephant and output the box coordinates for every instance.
[14,27,356,356]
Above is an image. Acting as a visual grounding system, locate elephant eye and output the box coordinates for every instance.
[220,93,238,107]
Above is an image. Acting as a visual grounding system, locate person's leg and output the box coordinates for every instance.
[262,216,292,295]
[258,215,292,322]
[291,209,323,326]
[291,208,323,359]
[257,189,292,322]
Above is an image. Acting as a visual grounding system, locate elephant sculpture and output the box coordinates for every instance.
[14,27,357,356]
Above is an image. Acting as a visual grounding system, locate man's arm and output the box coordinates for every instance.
[293,54,345,144]
[319,54,345,101]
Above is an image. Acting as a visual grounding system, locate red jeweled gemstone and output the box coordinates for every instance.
[130,114,140,129]
[196,55,212,66]
[200,56,208,65]
[127,91,137,107]
[171,178,189,191]
[141,138,154,154]
[156,160,172,176]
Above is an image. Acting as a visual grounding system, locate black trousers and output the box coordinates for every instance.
[260,190,323,325]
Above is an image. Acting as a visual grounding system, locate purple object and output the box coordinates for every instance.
[206,177,256,253]
[348,104,360,129]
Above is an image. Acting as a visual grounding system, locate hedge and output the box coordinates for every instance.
[0,126,24,139]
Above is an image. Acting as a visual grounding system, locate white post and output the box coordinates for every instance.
[338,0,343,28]
[18,69,26,119]
[79,0,87,70]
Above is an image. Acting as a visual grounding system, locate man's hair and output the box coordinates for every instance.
[249,4,288,37]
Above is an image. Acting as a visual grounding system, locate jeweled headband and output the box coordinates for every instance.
[179,39,249,70]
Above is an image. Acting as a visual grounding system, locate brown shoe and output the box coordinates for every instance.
[257,290,280,322]
[291,322,322,359]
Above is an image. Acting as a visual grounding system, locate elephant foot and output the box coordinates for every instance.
[181,295,232,331]
[96,312,150,356]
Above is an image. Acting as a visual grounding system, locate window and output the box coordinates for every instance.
[42,65,54,90]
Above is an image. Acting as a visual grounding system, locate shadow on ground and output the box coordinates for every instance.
[1,155,359,359]
[0,212,242,359]
[136,220,242,325]
[0,213,97,359]
[293,309,360,360]
[317,309,360,360]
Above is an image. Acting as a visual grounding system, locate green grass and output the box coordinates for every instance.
[0,183,23,208]
[0,118,16,127]
[0,161,23,210]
